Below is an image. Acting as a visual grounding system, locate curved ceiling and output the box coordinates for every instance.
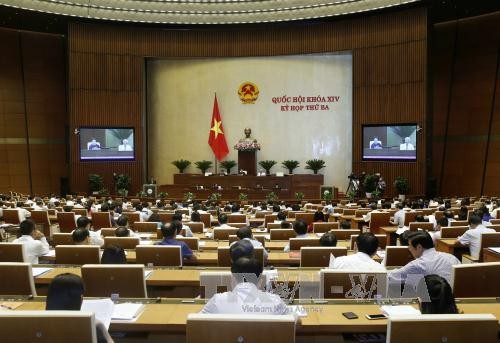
[0,0,420,24]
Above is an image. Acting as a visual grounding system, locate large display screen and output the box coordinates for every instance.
[79,127,135,161]
[362,124,417,161]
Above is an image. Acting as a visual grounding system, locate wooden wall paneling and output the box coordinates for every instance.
[68,8,427,196]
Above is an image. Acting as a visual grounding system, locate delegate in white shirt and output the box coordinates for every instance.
[331,252,386,271]
[200,282,287,315]
[457,225,496,259]
[13,235,50,264]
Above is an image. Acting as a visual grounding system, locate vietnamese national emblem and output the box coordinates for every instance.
[237,82,259,104]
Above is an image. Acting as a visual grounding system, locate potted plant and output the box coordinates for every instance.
[136,191,146,197]
[347,189,357,202]
[282,160,300,174]
[220,160,237,175]
[295,192,304,201]
[394,176,409,200]
[363,173,378,198]
[209,192,222,202]
[88,174,103,195]
[98,188,109,196]
[195,160,213,174]
[258,160,277,175]
[305,159,326,174]
[266,191,278,202]
[372,189,381,201]
[239,193,248,201]
[116,174,131,196]
[158,191,168,199]
[172,159,191,173]
[183,192,195,202]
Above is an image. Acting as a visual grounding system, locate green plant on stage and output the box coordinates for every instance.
[220,160,237,175]
[363,174,378,194]
[136,191,146,197]
[282,160,300,174]
[305,159,326,174]
[394,176,409,195]
[239,193,248,201]
[209,192,222,202]
[97,188,109,196]
[195,160,213,174]
[116,174,131,195]
[158,192,168,199]
[183,192,195,202]
[258,160,277,175]
[372,189,381,200]
[266,191,278,202]
[88,174,104,193]
[347,189,356,202]
[294,192,304,201]
[172,159,191,173]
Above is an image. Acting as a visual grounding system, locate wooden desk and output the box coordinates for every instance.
[351,217,367,231]
[483,248,500,262]
[379,226,398,246]
[435,238,469,260]
[10,298,500,339]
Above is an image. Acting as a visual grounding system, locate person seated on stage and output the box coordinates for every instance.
[340,220,351,230]
[399,137,415,151]
[87,138,101,151]
[330,233,385,271]
[284,220,308,252]
[172,213,193,237]
[13,219,49,264]
[76,216,104,247]
[419,274,459,314]
[101,245,127,264]
[46,273,114,343]
[118,139,132,151]
[319,232,337,247]
[457,214,495,260]
[388,231,460,288]
[200,257,287,315]
[233,226,268,261]
[370,137,383,149]
[72,228,91,245]
[158,221,197,262]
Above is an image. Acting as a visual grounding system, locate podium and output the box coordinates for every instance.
[143,184,157,198]
[238,150,257,176]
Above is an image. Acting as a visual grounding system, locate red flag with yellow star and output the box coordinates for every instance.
[208,94,229,161]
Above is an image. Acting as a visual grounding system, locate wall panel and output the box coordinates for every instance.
[69,8,427,196]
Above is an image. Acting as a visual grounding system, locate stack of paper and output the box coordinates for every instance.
[380,305,421,317]
[82,299,114,329]
[112,303,145,320]
[32,267,53,277]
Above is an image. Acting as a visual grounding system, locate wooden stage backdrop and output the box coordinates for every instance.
[66,8,427,196]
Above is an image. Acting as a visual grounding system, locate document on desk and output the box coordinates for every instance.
[380,305,420,317]
[42,250,56,257]
[287,305,308,317]
[139,240,153,245]
[32,267,53,277]
[488,247,500,254]
[81,299,114,329]
[144,270,153,279]
[112,303,145,320]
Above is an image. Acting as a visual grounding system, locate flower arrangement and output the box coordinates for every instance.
[234,142,261,151]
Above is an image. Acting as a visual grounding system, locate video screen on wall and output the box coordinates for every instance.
[79,127,135,161]
[362,124,417,161]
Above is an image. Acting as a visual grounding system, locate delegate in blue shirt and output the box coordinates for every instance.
[158,238,193,258]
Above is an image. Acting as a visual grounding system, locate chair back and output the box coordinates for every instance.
[289,238,320,250]
[186,314,296,343]
[227,214,246,223]
[52,233,74,246]
[450,220,468,227]
[386,314,498,343]
[264,214,277,227]
[213,228,238,240]
[342,208,356,216]
[0,262,36,296]
[408,222,434,231]
[313,222,339,233]
[2,209,20,225]
[199,271,233,298]
[57,212,77,233]
[349,234,386,250]
[30,210,51,236]
[295,212,314,225]
[134,222,158,233]
[135,245,182,267]
[185,222,204,233]
[329,229,359,241]
[319,269,387,299]
[73,208,88,216]
[0,311,97,343]
[440,226,468,238]
[384,246,414,267]
[354,209,370,218]
[255,211,271,218]
[477,232,500,261]
[158,212,174,223]
[91,212,112,230]
[217,246,264,267]
[403,211,422,227]
[300,247,347,267]
[200,213,211,229]
[104,237,140,249]
[452,262,500,297]
[228,235,265,247]
[81,264,147,297]
[99,228,116,237]
[55,245,100,264]
[270,229,295,240]
[369,212,391,232]
[490,219,500,225]
[0,243,26,262]
[176,237,199,250]
[267,223,281,230]
[121,212,141,228]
